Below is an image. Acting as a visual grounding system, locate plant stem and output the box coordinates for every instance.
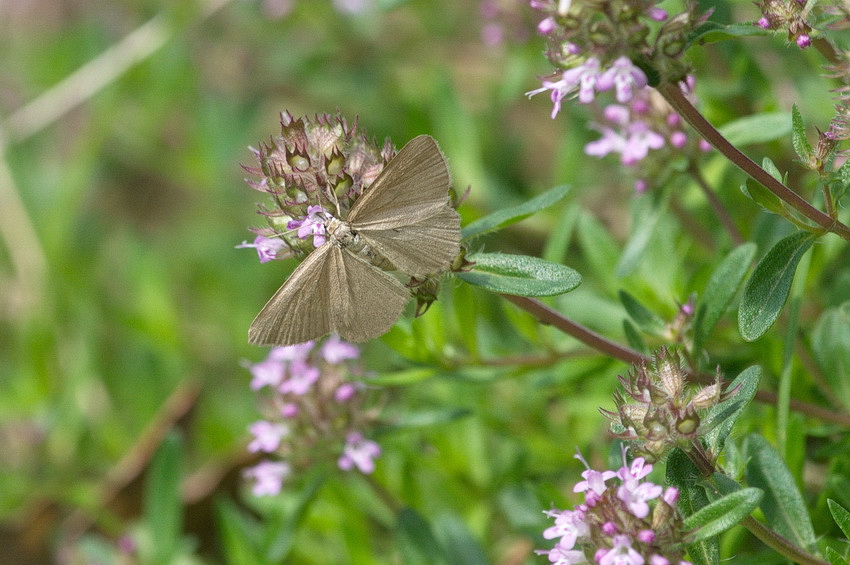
[657,83,850,241]
[498,294,850,428]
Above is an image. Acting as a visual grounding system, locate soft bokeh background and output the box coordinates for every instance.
[1,0,846,563]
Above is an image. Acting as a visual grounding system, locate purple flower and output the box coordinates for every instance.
[247,356,286,390]
[338,432,381,473]
[597,57,648,103]
[320,335,360,363]
[526,58,603,118]
[279,360,320,395]
[618,477,663,518]
[236,235,288,263]
[538,16,557,34]
[286,205,329,247]
[334,382,359,402]
[796,34,811,48]
[269,342,314,363]
[243,460,291,496]
[543,508,589,548]
[536,542,589,564]
[247,420,290,453]
[620,122,665,165]
[574,468,617,504]
[600,535,645,565]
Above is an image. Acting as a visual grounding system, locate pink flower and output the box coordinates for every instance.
[320,335,360,363]
[543,508,589,548]
[599,535,645,565]
[243,461,291,496]
[247,356,286,390]
[526,58,604,118]
[286,205,329,247]
[236,235,288,263]
[247,420,289,453]
[338,432,381,473]
[536,542,589,564]
[597,57,648,103]
[278,360,320,395]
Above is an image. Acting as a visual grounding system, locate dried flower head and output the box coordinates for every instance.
[603,347,730,462]
[242,112,396,257]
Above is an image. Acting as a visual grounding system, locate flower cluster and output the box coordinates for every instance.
[538,452,690,565]
[241,336,382,496]
[527,0,708,104]
[241,112,396,258]
[602,347,732,462]
[755,0,812,48]
[584,79,710,190]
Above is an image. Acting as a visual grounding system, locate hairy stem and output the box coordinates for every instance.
[499,294,850,428]
[657,83,850,241]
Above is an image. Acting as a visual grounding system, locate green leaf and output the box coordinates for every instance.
[684,488,763,543]
[619,290,665,335]
[741,179,786,216]
[215,499,266,565]
[703,365,761,453]
[461,184,570,239]
[791,104,814,164]
[828,499,850,540]
[457,253,581,297]
[616,193,665,277]
[744,434,817,551]
[826,546,850,565]
[719,112,792,146]
[693,242,757,353]
[811,303,850,411]
[738,231,816,341]
[396,507,448,565]
[623,319,648,353]
[143,432,183,565]
[666,449,719,565]
[433,515,489,565]
[686,21,769,47]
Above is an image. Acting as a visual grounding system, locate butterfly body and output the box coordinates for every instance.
[249,135,461,346]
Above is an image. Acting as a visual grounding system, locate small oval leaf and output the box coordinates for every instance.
[718,112,792,146]
[684,487,763,543]
[738,231,816,341]
[457,253,581,297]
[694,242,757,353]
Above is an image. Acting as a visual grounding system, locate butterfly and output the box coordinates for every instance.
[249,135,461,346]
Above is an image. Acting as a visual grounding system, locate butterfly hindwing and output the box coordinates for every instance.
[248,244,335,346]
[329,248,411,342]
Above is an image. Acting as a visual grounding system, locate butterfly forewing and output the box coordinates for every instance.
[347,135,461,276]
[248,245,335,346]
[329,248,411,342]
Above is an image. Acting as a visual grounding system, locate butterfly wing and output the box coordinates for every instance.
[329,248,411,342]
[346,135,461,277]
[249,244,411,346]
[248,244,336,346]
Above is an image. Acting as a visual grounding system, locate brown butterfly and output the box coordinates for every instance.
[249,135,461,346]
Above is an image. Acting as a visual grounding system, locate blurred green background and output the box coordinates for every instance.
[1,0,846,563]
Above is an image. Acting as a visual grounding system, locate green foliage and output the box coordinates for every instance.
[457,252,582,297]
[738,231,817,341]
[743,434,817,552]
[683,488,764,543]
[2,1,850,564]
